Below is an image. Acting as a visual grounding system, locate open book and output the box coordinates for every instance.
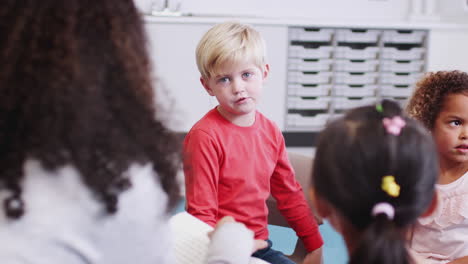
[169,212,270,264]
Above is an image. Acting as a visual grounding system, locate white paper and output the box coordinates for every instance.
[169,212,270,264]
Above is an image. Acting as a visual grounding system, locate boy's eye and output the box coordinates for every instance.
[242,72,252,78]
[449,120,462,126]
[218,77,230,83]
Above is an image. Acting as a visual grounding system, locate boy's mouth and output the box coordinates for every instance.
[455,144,468,153]
[235,97,249,104]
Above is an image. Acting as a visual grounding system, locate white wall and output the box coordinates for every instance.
[427,28,468,72]
[145,23,215,132]
[136,0,468,23]
[136,0,409,21]
[438,0,468,22]
[179,0,409,21]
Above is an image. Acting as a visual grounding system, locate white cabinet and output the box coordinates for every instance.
[285,27,428,132]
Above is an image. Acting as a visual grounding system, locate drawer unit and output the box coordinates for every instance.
[286,113,330,130]
[289,27,334,42]
[336,29,380,43]
[285,26,427,133]
[287,97,330,110]
[335,72,378,85]
[335,46,379,60]
[333,97,378,110]
[287,84,331,97]
[334,59,379,72]
[381,60,424,72]
[288,71,332,84]
[288,45,333,59]
[381,85,415,97]
[382,30,426,44]
[334,84,377,97]
[288,58,333,71]
[381,72,424,85]
[381,47,425,60]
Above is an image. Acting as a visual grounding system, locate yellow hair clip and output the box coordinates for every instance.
[381,175,400,197]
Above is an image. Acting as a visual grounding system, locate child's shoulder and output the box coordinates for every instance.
[255,111,281,132]
[419,173,468,229]
[186,108,227,137]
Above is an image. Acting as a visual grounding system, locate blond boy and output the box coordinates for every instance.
[183,22,323,264]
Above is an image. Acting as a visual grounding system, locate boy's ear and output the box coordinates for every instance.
[421,191,438,217]
[262,64,270,80]
[200,77,214,96]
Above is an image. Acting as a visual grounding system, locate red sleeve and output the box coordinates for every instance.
[183,129,220,227]
[270,135,323,252]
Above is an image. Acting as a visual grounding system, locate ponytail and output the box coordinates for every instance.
[350,214,409,264]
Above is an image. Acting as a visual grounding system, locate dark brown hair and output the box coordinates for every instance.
[312,100,438,264]
[406,70,468,129]
[0,0,180,218]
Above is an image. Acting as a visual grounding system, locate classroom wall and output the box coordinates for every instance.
[137,0,468,134]
[178,0,409,21]
[437,0,468,22]
[427,28,468,72]
[136,0,468,74]
[136,0,408,21]
[136,0,468,23]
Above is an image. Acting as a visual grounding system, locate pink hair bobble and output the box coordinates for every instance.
[372,202,395,220]
[382,116,406,136]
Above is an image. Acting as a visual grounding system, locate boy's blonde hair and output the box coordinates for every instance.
[196,21,267,79]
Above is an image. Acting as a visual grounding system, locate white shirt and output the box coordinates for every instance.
[409,171,468,264]
[0,160,173,264]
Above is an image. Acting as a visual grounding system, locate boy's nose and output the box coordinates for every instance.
[460,126,468,140]
[231,80,245,94]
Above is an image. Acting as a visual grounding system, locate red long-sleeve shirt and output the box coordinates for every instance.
[183,108,323,252]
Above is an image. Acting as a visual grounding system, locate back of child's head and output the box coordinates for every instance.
[406,70,468,130]
[312,100,438,264]
[195,21,266,79]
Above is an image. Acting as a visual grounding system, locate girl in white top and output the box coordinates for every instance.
[407,71,468,264]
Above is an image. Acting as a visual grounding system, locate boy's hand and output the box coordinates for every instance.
[207,215,236,238]
[216,215,236,227]
[252,239,268,253]
[302,247,323,264]
[209,216,268,253]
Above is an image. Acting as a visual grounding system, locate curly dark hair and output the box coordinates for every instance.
[0,0,180,219]
[406,70,468,130]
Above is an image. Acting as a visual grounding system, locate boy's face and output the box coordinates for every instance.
[201,60,269,124]
[432,93,468,169]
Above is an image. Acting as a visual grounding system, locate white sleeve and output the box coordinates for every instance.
[206,222,255,264]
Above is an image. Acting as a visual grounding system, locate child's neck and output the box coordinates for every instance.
[216,107,256,127]
[438,160,468,184]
